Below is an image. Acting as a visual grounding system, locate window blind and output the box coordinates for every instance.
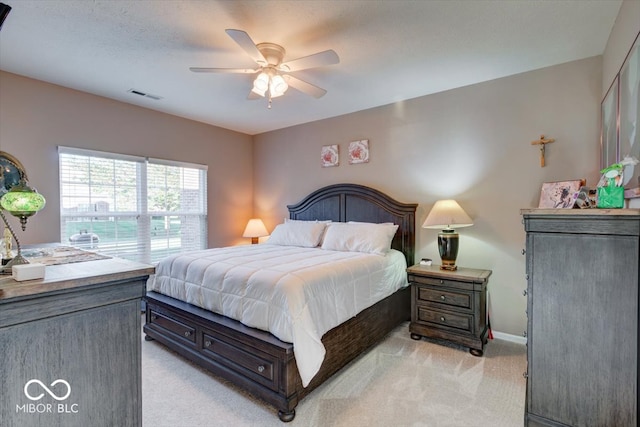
[58,146,207,264]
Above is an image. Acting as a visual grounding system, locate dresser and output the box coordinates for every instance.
[522,209,640,427]
[0,256,154,427]
[407,264,491,356]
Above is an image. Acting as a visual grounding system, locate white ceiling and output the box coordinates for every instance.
[0,0,622,135]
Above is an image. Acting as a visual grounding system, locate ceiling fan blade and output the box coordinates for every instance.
[190,67,258,74]
[285,75,327,98]
[225,29,267,66]
[279,50,339,72]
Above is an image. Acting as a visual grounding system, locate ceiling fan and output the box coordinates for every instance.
[190,29,339,108]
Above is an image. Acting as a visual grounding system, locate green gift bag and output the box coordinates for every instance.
[597,184,624,208]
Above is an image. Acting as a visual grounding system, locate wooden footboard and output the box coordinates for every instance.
[143,286,410,421]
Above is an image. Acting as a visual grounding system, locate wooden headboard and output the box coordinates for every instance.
[287,183,418,266]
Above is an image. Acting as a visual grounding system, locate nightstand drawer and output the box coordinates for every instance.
[416,286,471,309]
[417,307,472,332]
[409,275,473,291]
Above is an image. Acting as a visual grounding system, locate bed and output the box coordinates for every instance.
[143,183,417,421]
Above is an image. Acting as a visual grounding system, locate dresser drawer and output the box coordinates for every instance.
[202,332,279,391]
[416,286,472,310]
[416,306,472,332]
[148,309,196,344]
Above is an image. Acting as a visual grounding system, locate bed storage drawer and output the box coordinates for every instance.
[147,308,196,344]
[202,331,279,391]
[144,292,296,401]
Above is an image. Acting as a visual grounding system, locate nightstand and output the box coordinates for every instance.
[407,264,491,356]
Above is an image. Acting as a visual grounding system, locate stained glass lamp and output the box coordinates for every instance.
[0,151,46,274]
[1,180,46,231]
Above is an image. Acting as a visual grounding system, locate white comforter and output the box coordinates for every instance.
[147,244,408,386]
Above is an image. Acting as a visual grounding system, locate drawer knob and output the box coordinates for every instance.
[523,289,528,296]
[205,340,211,348]
[440,295,446,301]
[523,331,527,338]
[523,372,528,379]
[440,316,446,322]
[184,331,192,337]
[521,249,526,255]
[257,365,265,373]
[439,280,444,284]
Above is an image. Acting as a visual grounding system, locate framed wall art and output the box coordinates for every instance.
[619,34,639,187]
[601,31,640,190]
[321,144,339,167]
[538,179,586,209]
[348,139,369,164]
[601,76,618,170]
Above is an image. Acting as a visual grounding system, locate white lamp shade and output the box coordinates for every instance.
[242,218,269,238]
[422,200,473,230]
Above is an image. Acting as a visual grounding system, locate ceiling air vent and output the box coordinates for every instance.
[127,89,163,101]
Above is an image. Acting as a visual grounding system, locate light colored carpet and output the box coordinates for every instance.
[142,321,526,427]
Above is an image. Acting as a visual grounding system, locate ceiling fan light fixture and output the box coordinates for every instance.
[269,88,284,99]
[191,30,339,106]
[253,72,269,93]
[251,86,266,97]
[270,74,288,96]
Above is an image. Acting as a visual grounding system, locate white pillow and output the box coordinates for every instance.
[321,222,399,255]
[266,221,327,248]
[347,221,394,225]
[285,218,332,224]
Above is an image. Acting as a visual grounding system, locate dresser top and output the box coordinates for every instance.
[521,208,640,216]
[0,256,154,302]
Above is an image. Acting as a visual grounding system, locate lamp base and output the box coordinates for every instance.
[437,229,459,272]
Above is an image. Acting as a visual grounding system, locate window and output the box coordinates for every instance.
[59,147,207,264]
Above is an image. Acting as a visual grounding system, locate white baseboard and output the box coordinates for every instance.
[491,331,527,345]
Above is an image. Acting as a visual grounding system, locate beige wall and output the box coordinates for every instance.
[0,71,254,248]
[253,56,603,337]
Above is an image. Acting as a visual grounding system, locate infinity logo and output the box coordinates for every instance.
[24,379,71,401]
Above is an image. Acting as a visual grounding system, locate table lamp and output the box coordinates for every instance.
[422,199,473,271]
[242,218,269,244]
[0,151,46,274]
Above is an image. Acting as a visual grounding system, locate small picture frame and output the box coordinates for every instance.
[573,186,593,209]
[348,140,369,164]
[538,179,586,209]
[321,144,339,167]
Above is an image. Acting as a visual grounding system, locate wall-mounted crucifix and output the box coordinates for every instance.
[530,135,555,167]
